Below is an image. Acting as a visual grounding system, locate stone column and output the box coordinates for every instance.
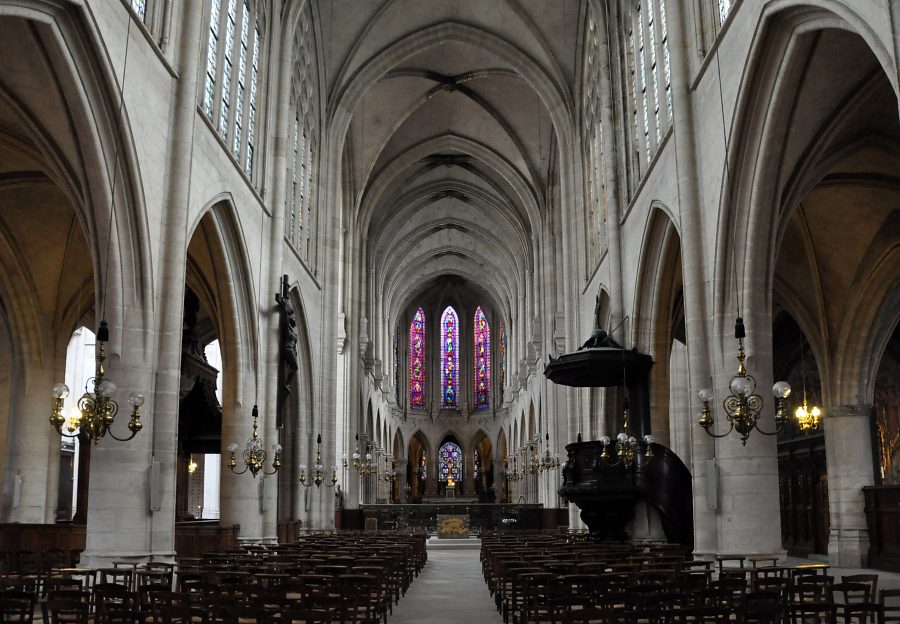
[663,0,717,556]
[824,404,874,567]
[6,362,60,523]
[81,334,158,566]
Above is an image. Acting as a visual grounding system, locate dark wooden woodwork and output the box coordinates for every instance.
[0,523,85,557]
[338,503,563,533]
[277,520,302,543]
[173,521,237,557]
[778,435,829,556]
[559,441,693,546]
[864,485,900,572]
[72,437,91,524]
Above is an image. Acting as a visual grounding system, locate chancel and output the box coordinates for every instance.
[1,0,900,622]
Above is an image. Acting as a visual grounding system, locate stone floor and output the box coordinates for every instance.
[390,546,502,624]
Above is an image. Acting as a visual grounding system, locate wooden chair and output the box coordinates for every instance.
[0,591,35,624]
[831,582,878,624]
[880,589,900,624]
[741,591,784,624]
[41,598,91,624]
[787,603,837,624]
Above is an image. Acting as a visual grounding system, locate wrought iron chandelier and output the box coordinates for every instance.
[50,321,145,443]
[599,399,653,468]
[299,434,337,488]
[698,318,792,444]
[226,405,282,477]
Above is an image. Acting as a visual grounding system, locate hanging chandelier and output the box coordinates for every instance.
[505,455,523,482]
[299,434,338,488]
[698,318,792,444]
[187,455,198,475]
[344,434,377,476]
[598,399,654,468]
[794,334,823,432]
[50,321,145,444]
[226,405,282,477]
[539,433,561,472]
[379,456,398,482]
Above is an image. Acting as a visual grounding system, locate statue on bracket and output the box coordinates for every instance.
[275,274,299,428]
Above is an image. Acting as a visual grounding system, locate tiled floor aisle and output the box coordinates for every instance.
[390,548,502,623]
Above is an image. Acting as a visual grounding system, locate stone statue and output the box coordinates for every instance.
[334,485,344,511]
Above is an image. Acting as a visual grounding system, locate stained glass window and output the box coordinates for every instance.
[499,321,506,404]
[232,0,249,158]
[419,449,427,480]
[246,27,260,175]
[219,0,236,138]
[719,0,733,25]
[440,306,459,408]
[647,1,661,143]
[660,0,672,120]
[131,0,147,21]
[637,3,650,160]
[474,306,491,409]
[474,449,481,480]
[409,308,426,409]
[201,0,262,181]
[439,442,463,482]
[203,0,222,118]
[394,331,400,404]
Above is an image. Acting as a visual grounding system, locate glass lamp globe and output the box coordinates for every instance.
[772,381,792,399]
[730,376,753,397]
[98,380,117,398]
[52,383,70,399]
[128,392,145,407]
[698,388,714,402]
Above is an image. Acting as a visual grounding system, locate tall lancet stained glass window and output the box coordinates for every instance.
[440,306,459,407]
[439,442,462,482]
[409,308,426,409]
[474,307,491,409]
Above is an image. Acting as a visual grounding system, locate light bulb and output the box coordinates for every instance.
[772,381,792,399]
[52,383,70,399]
[698,388,714,402]
[810,406,821,417]
[795,405,808,419]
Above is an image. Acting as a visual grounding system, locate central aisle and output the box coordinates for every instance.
[390,545,502,623]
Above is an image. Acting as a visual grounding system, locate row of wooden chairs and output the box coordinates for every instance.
[480,534,900,624]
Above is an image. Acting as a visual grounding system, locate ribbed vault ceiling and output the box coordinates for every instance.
[323,0,578,326]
